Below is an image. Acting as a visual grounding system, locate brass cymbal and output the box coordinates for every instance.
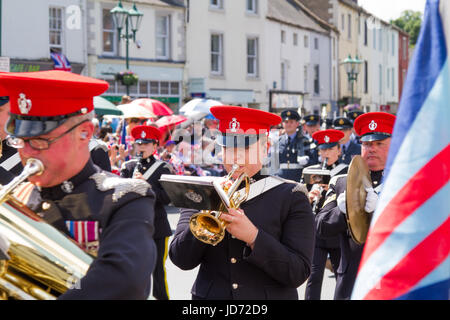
[346,155,372,245]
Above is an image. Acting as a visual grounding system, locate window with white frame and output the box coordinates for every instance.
[314,37,319,50]
[304,65,308,92]
[210,0,223,10]
[156,15,171,59]
[281,62,287,90]
[102,8,117,55]
[379,64,383,95]
[211,34,223,75]
[246,0,257,14]
[293,33,298,46]
[304,35,309,48]
[391,67,395,96]
[49,7,63,53]
[281,30,286,43]
[247,37,258,76]
[348,14,351,39]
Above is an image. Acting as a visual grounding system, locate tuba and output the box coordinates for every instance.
[345,155,373,245]
[0,158,93,300]
[189,165,250,246]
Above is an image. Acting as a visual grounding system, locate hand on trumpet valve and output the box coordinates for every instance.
[220,208,258,249]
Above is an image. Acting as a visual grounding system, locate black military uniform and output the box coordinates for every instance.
[301,128,348,300]
[315,111,395,299]
[276,110,315,182]
[121,124,173,300]
[315,169,383,300]
[169,105,315,300]
[36,160,157,299]
[0,70,158,300]
[347,111,365,145]
[333,117,361,165]
[169,172,315,300]
[89,138,111,171]
[0,139,23,185]
[121,154,173,300]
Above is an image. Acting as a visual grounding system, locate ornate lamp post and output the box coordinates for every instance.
[110,1,143,95]
[341,54,363,105]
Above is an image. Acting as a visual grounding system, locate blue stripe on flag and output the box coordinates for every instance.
[397,278,450,300]
[384,0,447,179]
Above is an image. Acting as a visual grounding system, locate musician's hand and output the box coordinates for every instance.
[220,208,258,249]
[364,187,378,213]
[133,172,145,180]
[308,189,321,203]
[337,191,346,214]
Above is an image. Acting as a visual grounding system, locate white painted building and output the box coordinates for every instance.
[1,0,88,73]
[265,0,338,115]
[185,0,267,108]
[86,0,186,110]
[357,14,399,112]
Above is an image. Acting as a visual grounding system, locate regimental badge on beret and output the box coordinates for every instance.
[369,120,378,131]
[324,135,330,143]
[229,117,240,133]
[339,119,344,125]
[141,131,146,138]
[353,112,358,118]
[310,116,314,121]
[18,93,32,115]
[287,111,291,116]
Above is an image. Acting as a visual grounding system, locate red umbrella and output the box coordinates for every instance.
[155,114,187,128]
[131,98,173,116]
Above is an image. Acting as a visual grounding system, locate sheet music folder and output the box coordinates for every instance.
[159,174,224,210]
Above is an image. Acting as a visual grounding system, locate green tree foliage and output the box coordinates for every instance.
[391,10,422,47]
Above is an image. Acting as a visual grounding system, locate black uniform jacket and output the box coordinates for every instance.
[169,172,315,300]
[340,140,361,165]
[315,170,383,299]
[307,162,348,249]
[37,160,157,300]
[121,155,172,239]
[0,140,23,185]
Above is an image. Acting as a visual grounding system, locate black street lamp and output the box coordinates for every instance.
[110,1,143,95]
[342,54,362,105]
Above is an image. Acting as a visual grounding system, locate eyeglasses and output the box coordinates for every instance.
[7,120,89,151]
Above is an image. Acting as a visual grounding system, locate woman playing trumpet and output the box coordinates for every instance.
[169,106,315,300]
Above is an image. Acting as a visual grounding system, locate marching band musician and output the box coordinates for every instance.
[303,129,348,300]
[169,106,315,300]
[0,70,157,299]
[275,109,314,182]
[120,125,173,300]
[0,87,23,184]
[315,112,396,300]
[333,117,361,165]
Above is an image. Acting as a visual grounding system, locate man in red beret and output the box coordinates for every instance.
[120,124,173,300]
[302,129,348,300]
[315,112,396,300]
[169,106,315,300]
[0,70,157,299]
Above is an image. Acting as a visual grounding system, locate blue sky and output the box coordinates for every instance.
[358,0,426,22]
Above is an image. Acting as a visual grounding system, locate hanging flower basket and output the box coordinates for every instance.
[115,71,139,86]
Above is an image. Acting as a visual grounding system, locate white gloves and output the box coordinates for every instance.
[297,155,310,166]
[337,191,346,214]
[364,187,379,213]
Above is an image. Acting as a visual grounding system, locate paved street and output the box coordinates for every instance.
[164,206,336,300]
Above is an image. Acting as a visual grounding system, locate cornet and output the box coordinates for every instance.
[189,165,250,246]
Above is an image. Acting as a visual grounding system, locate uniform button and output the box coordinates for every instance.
[232,283,238,289]
[230,258,237,264]
[42,202,51,210]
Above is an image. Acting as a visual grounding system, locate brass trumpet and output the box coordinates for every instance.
[189,165,250,246]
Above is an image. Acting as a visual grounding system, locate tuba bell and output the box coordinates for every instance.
[0,158,93,299]
[189,165,250,246]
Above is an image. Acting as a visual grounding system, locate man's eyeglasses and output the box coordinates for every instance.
[7,120,89,151]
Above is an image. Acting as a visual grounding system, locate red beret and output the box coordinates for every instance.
[0,70,108,137]
[131,125,161,143]
[211,106,281,134]
[312,129,344,149]
[354,112,396,142]
[210,106,281,147]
